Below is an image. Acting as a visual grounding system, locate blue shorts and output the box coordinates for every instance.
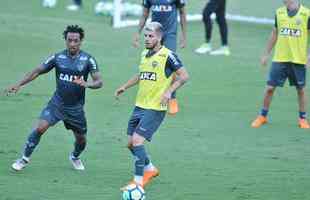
[39,102,87,134]
[127,106,166,141]
[267,62,306,89]
[163,33,177,52]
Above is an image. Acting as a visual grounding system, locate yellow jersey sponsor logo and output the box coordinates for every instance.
[279,28,301,37]
[140,72,157,81]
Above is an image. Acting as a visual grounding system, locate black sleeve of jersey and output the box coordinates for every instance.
[176,0,186,8]
[308,17,310,29]
[87,56,99,72]
[165,52,183,78]
[41,54,56,74]
[142,0,151,8]
[274,15,277,28]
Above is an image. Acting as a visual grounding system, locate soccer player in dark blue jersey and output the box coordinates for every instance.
[133,0,187,115]
[6,25,103,171]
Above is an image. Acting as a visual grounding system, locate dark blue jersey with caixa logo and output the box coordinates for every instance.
[143,0,186,35]
[41,50,99,107]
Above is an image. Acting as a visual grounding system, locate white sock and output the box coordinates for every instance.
[22,155,30,162]
[144,162,155,171]
[134,175,143,185]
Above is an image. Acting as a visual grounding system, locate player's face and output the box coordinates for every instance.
[283,0,298,10]
[144,30,161,49]
[66,32,82,55]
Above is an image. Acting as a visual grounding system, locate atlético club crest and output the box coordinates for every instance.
[77,63,84,71]
[152,61,159,68]
[296,18,302,25]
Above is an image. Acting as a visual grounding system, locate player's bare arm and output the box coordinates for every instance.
[307,28,310,67]
[161,67,189,106]
[114,74,140,98]
[307,49,310,68]
[261,28,278,66]
[179,6,187,48]
[133,7,150,48]
[73,71,103,89]
[5,65,46,95]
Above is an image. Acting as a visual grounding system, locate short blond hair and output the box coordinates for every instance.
[144,22,163,37]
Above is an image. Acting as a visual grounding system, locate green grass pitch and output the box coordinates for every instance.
[1,0,310,200]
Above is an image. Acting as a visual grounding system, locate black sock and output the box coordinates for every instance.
[72,141,86,158]
[23,129,42,158]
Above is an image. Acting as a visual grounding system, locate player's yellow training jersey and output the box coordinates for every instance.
[135,47,173,111]
[273,5,310,64]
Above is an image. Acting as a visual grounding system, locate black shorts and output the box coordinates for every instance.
[204,0,226,14]
[267,62,306,89]
[127,106,166,142]
[39,102,87,134]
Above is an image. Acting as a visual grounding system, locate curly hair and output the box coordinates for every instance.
[63,25,85,40]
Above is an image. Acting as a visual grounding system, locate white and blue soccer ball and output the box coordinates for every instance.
[42,0,57,8]
[122,184,145,200]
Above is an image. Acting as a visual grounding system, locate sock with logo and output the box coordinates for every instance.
[299,111,307,119]
[72,140,86,158]
[260,108,269,117]
[132,145,147,177]
[23,129,42,158]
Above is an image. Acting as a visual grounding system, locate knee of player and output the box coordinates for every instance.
[266,86,275,94]
[297,88,305,95]
[36,125,48,135]
[131,134,145,146]
[215,16,226,24]
[76,136,87,144]
[127,142,133,150]
[203,12,212,20]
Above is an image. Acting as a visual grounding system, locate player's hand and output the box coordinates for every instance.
[179,36,186,49]
[260,54,269,66]
[73,76,88,88]
[132,33,140,48]
[4,84,21,96]
[160,91,171,107]
[114,86,126,99]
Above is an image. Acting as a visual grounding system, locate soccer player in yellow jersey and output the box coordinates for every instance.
[251,0,310,129]
[115,22,189,189]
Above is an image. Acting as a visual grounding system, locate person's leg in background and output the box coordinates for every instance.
[209,0,231,56]
[195,0,217,54]
[67,0,82,11]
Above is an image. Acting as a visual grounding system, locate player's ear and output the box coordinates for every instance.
[159,36,163,45]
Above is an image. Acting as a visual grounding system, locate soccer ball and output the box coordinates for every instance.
[122,184,145,200]
[42,0,57,8]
